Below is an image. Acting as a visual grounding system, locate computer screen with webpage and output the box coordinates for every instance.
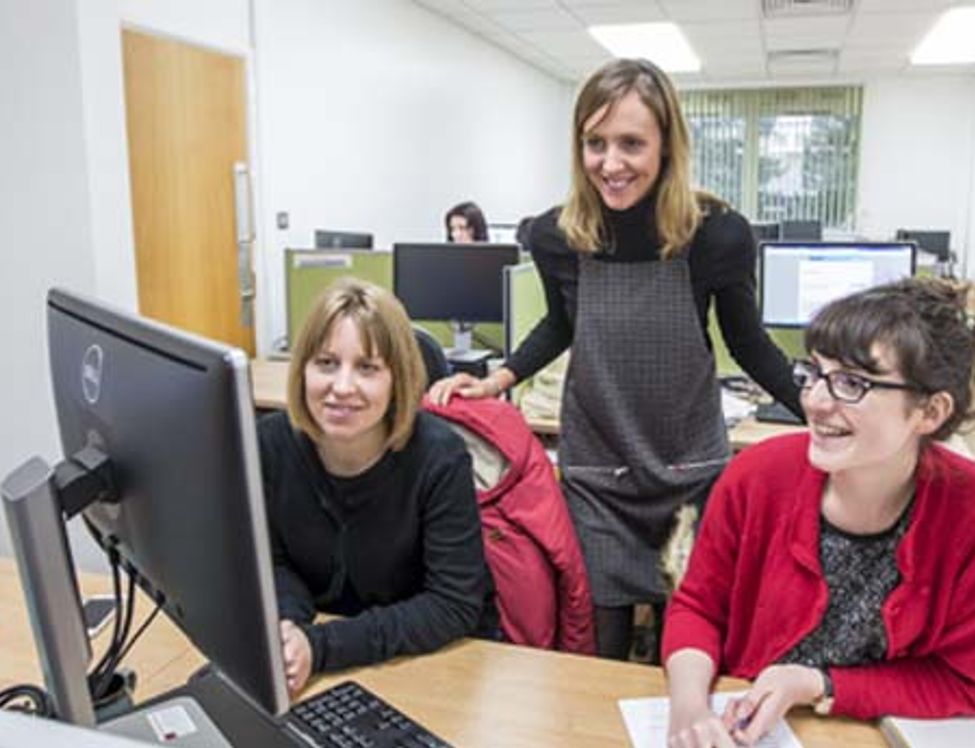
[760,241,916,327]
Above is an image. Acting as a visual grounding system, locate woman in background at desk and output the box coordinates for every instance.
[665,278,975,747]
[430,58,799,660]
[259,278,493,694]
[445,200,488,243]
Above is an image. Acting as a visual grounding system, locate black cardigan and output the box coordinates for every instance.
[507,198,802,416]
[258,410,490,672]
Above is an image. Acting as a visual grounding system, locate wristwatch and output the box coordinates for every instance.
[812,668,835,716]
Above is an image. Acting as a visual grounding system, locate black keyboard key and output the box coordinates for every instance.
[288,681,452,748]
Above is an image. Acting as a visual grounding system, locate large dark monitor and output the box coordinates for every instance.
[750,222,781,243]
[760,241,916,327]
[780,219,823,241]
[45,288,289,718]
[393,242,520,348]
[895,229,951,262]
[314,229,373,249]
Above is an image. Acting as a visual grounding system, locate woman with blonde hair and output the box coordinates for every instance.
[260,278,494,693]
[431,58,798,659]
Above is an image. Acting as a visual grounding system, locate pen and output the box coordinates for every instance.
[732,692,770,733]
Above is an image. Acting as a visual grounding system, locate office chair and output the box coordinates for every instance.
[413,326,450,387]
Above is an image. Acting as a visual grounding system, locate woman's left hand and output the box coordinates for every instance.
[280,619,313,696]
[720,664,823,745]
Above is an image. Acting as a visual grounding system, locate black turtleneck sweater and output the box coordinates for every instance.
[506,196,802,416]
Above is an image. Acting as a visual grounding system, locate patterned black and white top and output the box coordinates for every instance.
[779,503,914,669]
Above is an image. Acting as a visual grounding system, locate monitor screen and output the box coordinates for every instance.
[46,288,289,717]
[314,229,373,249]
[393,242,520,324]
[760,241,916,327]
[895,229,951,262]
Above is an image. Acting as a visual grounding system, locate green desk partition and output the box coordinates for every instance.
[709,309,805,377]
[285,249,393,346]
[504,262,546,355]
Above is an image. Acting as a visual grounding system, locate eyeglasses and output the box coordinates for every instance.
[792,359,920,404]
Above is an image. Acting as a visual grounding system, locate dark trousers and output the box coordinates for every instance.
[594,602,666,662]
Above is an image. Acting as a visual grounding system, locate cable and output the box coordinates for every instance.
[0,684,54,716]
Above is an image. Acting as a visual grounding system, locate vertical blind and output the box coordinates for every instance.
[681,86,863,231]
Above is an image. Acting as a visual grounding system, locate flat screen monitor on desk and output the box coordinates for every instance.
[895,229,951,263]
[6,288,291,737]
[393,242,520,354]
[780,219,822,241]
[760,241,916,328]
[314,229,373,249]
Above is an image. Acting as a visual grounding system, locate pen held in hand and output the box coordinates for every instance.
[732,691,771,733]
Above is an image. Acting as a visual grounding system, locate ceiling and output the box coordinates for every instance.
[413,0,975,85]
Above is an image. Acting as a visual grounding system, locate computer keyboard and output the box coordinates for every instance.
[754,400,804,425]
[287,680,452,748]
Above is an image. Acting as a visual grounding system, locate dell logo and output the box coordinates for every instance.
[82,344,104,405]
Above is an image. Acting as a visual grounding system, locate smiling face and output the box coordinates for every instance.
[581,89,663,212]
[802,346,931,477]
[449,215,474,243]
[303,315,392,461]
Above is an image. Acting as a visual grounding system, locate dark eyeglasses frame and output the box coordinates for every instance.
[792,358,921,404]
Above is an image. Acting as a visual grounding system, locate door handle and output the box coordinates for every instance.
[233,162,255,327]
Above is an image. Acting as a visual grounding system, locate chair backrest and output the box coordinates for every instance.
[413,326,450,387]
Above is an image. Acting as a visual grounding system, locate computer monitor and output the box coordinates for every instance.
[43,288,288,718]
[314,229,373,249]
[779,219,823,241]
[760,241,916,327]
[393,242,520,350]
[750,222,781,243]
[895,229,951,263]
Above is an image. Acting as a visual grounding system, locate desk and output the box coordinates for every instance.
[248,359,805,451]
[1,558,885,746]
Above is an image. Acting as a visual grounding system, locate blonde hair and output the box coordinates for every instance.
[560,58,715,258]
[286,278,426,451]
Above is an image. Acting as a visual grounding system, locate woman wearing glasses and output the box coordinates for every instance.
[664,277,975,747]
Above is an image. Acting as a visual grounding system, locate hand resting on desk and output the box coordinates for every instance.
[280,619,313,696]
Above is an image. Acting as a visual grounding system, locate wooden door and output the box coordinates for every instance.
[122,29,255,355]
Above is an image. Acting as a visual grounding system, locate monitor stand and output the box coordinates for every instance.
[445,321,492,378]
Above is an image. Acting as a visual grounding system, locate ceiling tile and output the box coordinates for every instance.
[517,28,610,57]
[657,0,759,22]
[762,15,851,52]
[845,11,940,48]
[856,0,954,11]
[490,7,582,32]
[567,4,668,26]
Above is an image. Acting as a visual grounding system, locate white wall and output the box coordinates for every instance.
[253,0,572,347]
[857,75,975,275]
[0,0,97,560]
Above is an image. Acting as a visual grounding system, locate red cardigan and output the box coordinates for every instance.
[424,396,596,655]
[663,433,975,719]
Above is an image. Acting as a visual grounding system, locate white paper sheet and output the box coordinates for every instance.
[618,691,803,748]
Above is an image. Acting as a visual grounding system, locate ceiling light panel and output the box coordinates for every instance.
[588,22,702,72]
[911,6,975,65]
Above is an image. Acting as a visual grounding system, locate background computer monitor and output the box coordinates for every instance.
[779,219,823,241]
[314,229,373,249]
[46,288,289,718]
[393,242,520,346]
[895,229,951,262]
[750,221,781,243]
[759,241,916,327]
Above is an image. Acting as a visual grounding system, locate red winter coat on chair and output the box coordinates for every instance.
[423,396,595,654]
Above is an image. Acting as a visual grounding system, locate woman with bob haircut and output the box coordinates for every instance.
[259,278,493,694]
[431,58,799,660]
[665,277,975,747]
[444,200,488,243]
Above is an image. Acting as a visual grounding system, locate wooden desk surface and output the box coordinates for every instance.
[249,359,805,450]
[1,557,884,746]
